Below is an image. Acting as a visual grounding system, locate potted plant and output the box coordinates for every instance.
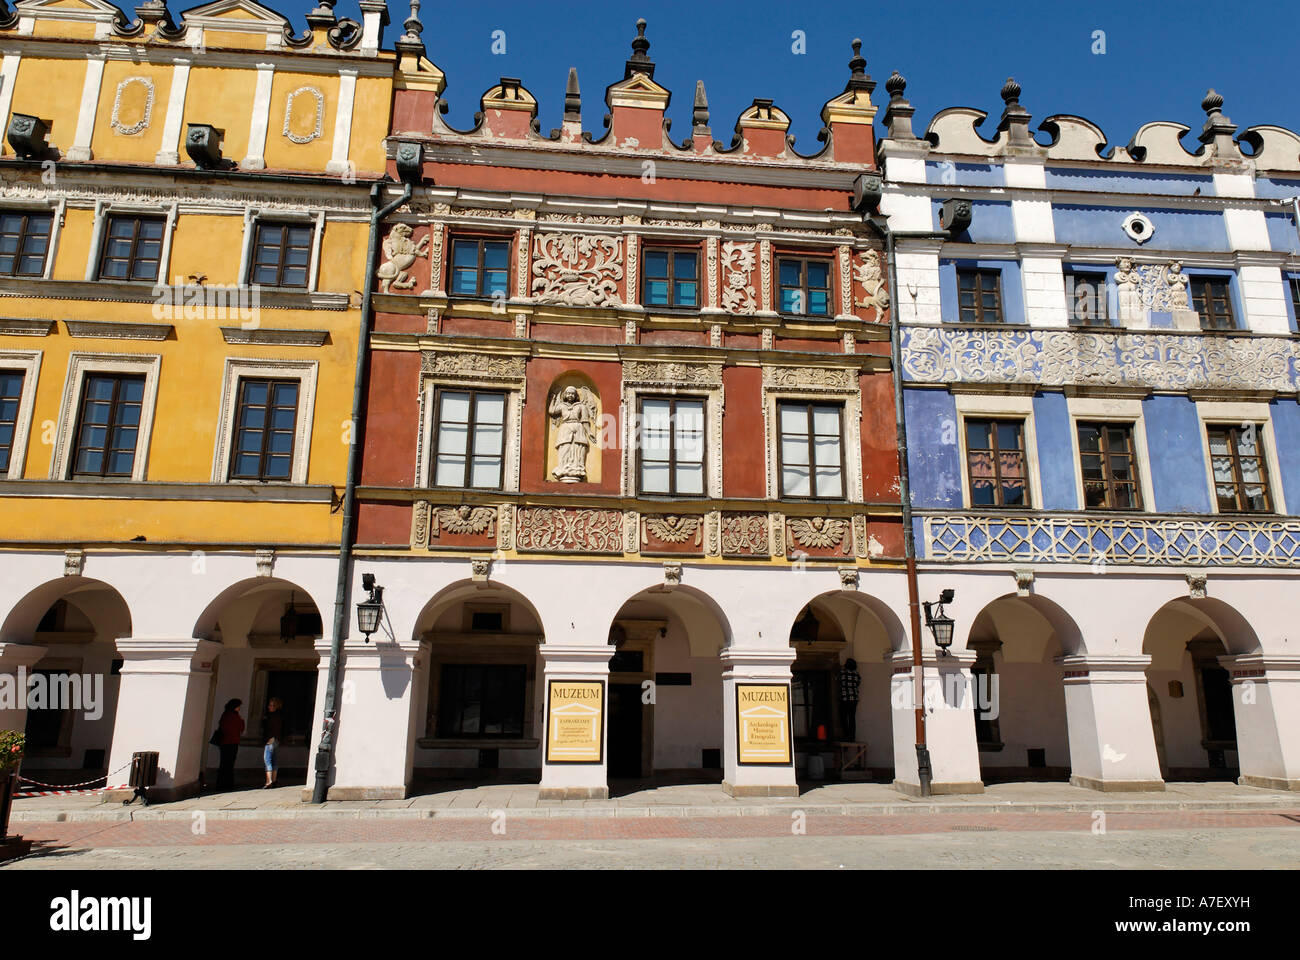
[0,730,24,841]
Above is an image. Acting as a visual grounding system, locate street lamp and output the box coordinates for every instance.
[923,588,955,655]
[356,573,385,642]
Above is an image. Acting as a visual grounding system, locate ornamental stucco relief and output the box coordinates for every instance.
[283,86,326,144]
[720,241,757,315]
[644,514,703,544]
[901,325,1300,393]
[110,77,154,137]
[515,507,624,553]
[786,516,852,553]
[720,513,769,557]
[377,224,429,293]
[548,384,599,482]
[432,505,496,538]
[853,250,890,315]
[531,233,624,306]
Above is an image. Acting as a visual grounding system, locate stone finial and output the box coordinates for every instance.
[882,69,916,140]
[692,80,710,134]
[624,17,655,79]
[393,0,423,53]
[305,0,337,27]
[997,76,1033,147]
[564,67,581,121]
[1198,87,1239,157]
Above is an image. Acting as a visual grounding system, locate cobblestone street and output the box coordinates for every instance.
[5,809,1298,869]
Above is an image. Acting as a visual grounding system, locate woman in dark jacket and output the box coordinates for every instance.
[215,699,244,792]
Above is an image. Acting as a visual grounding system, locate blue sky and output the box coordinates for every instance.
[263,0,1300,151]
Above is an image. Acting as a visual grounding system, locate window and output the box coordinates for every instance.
[791,670,832,741]
[1289,276,1300,327]
[0,211,53,276]
[1207,424,1271,513]
[643,248,698,308]
[778,257,831,316]
[1190,276,1235,330]
[957,268,1004,323]
[638,396,705,496]
[432,389,505,489]
[437,664,527,738]
[98,215,165,281]
[0,370,23,473]
[71,374,145,478]
[229,378,300,481]
[450,237,509,298]
[250,221,313,288]
[778,402,844,499]
[1077,421,1141,510]
[1064,269,1111,326]
[965,419,1029,507]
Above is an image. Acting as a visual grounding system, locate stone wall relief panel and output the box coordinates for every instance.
[785,515,854,559]
[110,77,155,137]
[531,232,624,307]
[378,223,431,293]
[514,507,624,554]
[640,513,706,556]
[720,512,770,559]
[853,249,891,321]
[283,86,326,145]
[428,504,498,550]
[546,374,602,483]
[720,240,757,315]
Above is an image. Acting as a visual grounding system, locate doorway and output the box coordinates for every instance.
[608,683,644,778]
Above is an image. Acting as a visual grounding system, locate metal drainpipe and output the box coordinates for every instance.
[310,179,412,804]
[871,216,952,798]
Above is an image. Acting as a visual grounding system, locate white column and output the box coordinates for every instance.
[240,62,275,171]
[1223,653,1300,791]
[326,69,358,176]
[720,647,798,797]
[313,637,423,800]
[890,651,984,795]
[1060,654,1165,791]
[155,59,191,165]
[1236,256,1291,334]
[105,639,220,801]
[65,55,106,163]
[537,642,610,800]
[0,643,47,738]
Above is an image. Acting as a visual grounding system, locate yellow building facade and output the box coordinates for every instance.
[0,0,425,798]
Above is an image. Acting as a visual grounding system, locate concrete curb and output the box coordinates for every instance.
[12,796,1300,823]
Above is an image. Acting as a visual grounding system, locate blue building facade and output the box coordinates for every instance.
[879,77,1300,793]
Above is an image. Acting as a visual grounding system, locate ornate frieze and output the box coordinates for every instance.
[901,326,1300,393]
[923,513,1300,568]
[644,514,703,543]
[720,241,757,315]
[531,233,624,307]
[421,352,527,382]
[623,360,723,387]
[515,507,624,554]
[431,505,497,539]
[720,512,770,558]
[786,516,852,555]
[762,366,857,391]
[1115,257,1189,314]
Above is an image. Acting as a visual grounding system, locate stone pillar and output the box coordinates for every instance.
[312,637,424,800]
[1223,653,1300,792]
[1060,654,1165,791]
[538,642,610,800]
[105,639,220,802]
[721,647,798,798]
[0,643,47,740]
[890,651,984,795]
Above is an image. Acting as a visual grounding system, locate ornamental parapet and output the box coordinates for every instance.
[901,325,1300,394]
[921,511,1300,568]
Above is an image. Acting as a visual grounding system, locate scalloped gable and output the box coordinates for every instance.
[1037,115,1111,162]
[924,107,1001,156]
[1238,125,1300,173]
[1126,121,1198,165]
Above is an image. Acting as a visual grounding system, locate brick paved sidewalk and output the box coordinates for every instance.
[10,778,1298,823]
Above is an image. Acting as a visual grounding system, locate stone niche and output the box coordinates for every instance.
[545,373,603,484]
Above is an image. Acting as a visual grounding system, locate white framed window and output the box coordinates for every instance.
[83,200,178,284]
[1195,400,1286,515]
[953,392,1043,510]
[417,370,524,492]
[212,358,318,485]
[0,198,65,281]
[620,363,724,499]
[238,209,326,292]
[51,353,162,481]
[1065,396,1153,512]
[0,349,41,479]
[760,368,862,502]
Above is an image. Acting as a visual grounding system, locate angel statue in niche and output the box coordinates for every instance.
[548,384,598,482]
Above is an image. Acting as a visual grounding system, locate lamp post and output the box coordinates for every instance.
[356,573,384,642]
[923,589,956,655]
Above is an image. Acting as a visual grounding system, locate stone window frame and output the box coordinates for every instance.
[1064,396,1155,513]
[1194,399,1287,516]
[0,197,65,281]
[238,207,326,294]
[83,199,178,284]
[0,348,41,479]
[415,353,526,494]
[760,366,863,503]
[50,352,162,482]
[619,361,724,500]
[211,357,318,485]
[953,392,1045,511]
